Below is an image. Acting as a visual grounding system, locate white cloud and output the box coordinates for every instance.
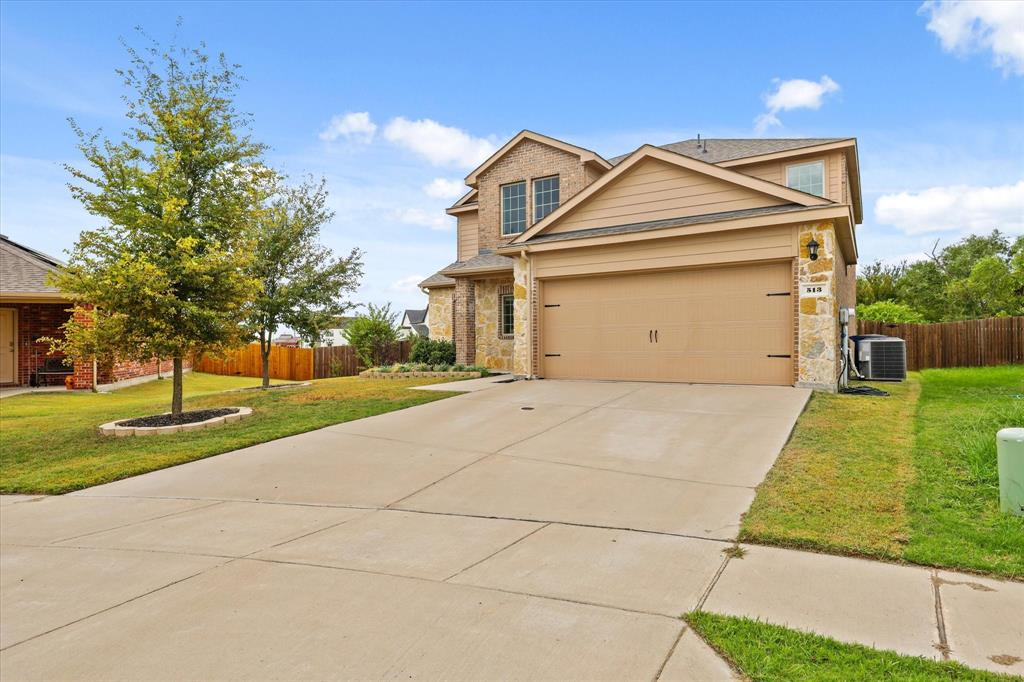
[423,177,466,199]
[388,274,426,293]
[919,1,1024,76]
[875,181,1024,235]
[754,76,840,133]
[383,117,497,168]
[391,207,453,231]
[319,112,377,142]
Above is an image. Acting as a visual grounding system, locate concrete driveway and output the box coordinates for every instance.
[1,379,809,680]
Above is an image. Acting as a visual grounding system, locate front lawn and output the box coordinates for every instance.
[686,612,1010,681]
[741,365,1024,579]
[0,372,457,494]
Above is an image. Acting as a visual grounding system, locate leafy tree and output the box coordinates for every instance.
[343,303,400,368]
[855,261,906,306]
[856,300,925,323]
[246,177,363,388]
[857,231,1023,322]
[48,31,269,414]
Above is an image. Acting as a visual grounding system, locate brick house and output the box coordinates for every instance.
[420,131,860,391]
[0,235,185,389]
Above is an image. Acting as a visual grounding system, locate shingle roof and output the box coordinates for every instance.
[0,235,64,295]
[439,251,514,276]
[418,271,456,289]
[411,323,429,337]
[609,138,847,165]
[522,204,820,245]
[404,308,428,325]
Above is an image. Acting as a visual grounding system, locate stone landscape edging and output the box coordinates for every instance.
[359,370,482,380]
[98,406,253,437]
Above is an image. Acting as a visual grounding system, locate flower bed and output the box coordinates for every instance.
[360,362,489,380]
[98,406,253,437]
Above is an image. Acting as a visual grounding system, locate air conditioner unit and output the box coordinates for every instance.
[852,335,906,381]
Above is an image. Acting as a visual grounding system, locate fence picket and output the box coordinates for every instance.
[859,316,1022,370]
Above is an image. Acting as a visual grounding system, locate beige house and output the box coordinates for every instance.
[420,131,860,390]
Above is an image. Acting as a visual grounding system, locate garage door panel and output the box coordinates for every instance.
[540,262,793,386]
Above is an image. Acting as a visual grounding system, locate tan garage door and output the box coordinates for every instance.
[540,261,794,385]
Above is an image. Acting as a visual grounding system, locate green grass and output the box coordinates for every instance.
[686,612,1012,681]
[741,365,1024,579]
[0,372,457,494]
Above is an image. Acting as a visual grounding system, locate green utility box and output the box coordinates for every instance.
[998,427,1024,516]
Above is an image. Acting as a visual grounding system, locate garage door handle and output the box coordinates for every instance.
[767,354,792,358]
[649,330,653,343]
[654,329,658,343]
[766,292,791,297]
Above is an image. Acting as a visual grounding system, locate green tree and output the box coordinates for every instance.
[247,177,363,388]
[49,31,269,414]
[856,300,926,323]
[856,261,906,306]
[343,303,400,369]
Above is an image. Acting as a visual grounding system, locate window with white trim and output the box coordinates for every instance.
[501,182,527,235]
[533,175,560,222]
[500,293,514,337]
[786,161,825,197]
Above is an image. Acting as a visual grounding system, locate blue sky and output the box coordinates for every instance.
[2,1,1022,314]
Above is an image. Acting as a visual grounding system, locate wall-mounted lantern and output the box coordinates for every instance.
[806,236,820,261]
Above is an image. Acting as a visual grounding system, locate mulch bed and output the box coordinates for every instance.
[116,408,239,428]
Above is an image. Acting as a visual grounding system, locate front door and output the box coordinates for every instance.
[0,308,16,384]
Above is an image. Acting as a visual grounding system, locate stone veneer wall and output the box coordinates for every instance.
[426,288,453,340]
[797,221,840,390]
[475,139,592,253]
[512,255,531,376]
[474,277,515,372]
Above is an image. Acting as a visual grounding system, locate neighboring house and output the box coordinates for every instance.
[311,316,355,347]
[273,333,301,348]
[420,131,861,390]
[399,308,429,339]
[0,234,188,389]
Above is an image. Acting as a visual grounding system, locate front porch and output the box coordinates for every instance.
[0,300,86,389]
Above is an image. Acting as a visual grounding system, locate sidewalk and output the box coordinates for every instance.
[699,543,1024,676]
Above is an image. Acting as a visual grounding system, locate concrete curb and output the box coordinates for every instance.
[98,406,253,437]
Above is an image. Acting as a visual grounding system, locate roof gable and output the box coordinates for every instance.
[464,130,611,188]
[511,145,833,243]
[0,236,63,296]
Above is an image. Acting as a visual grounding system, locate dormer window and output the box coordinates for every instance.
[501,181,527,235]
[533,176,560,222]
[786,161,825,197]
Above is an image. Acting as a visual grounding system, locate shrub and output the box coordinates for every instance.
[856,300,926,323]
[410,337,456,366]
[343,303,400,368]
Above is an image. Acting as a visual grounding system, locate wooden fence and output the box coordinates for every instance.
[194,344,314,381]
[312,341,412,379]
[858,316,1023,371]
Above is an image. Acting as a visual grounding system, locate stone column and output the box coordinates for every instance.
[453,278,476,366]
[512,254,531,377]
[796,221,839,391]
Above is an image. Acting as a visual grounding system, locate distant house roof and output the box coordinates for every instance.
[403,308,427,325]
[608,138,848,165]
[411,323,429,337]
[0,234,65,298]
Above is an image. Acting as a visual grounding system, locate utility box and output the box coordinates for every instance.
[998,428,1024,516]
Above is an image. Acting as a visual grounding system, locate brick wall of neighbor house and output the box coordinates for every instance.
[474,278,515,371]
[475,139,592,252]
[1,303,69,386]
[426,288,453,340]
[797,221,840,390]
[453,278,476,365]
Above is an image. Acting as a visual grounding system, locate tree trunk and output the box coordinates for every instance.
[171,357,183,414]
[260,331,271,389]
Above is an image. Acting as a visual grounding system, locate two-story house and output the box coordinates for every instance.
[420,131,861,390]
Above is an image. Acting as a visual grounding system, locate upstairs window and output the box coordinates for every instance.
[533,175,560,222]
[786,161,825,197]
[501,182,527,235]
[500,293,515,337]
